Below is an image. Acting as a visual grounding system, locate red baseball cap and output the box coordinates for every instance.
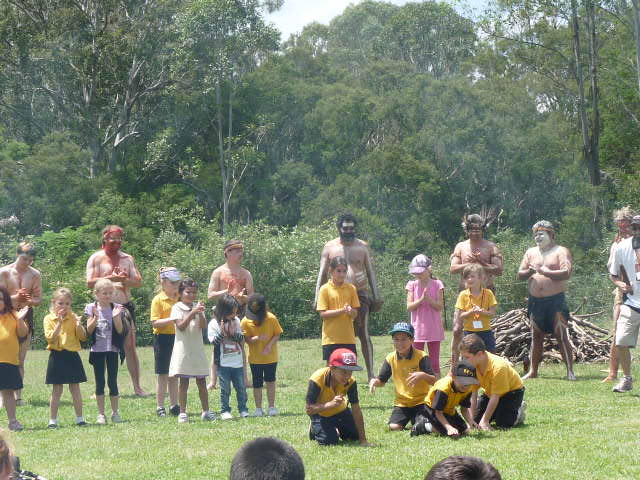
[328,349,363,371]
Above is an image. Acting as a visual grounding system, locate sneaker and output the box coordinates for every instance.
[8,419,23,432]
[169,404,180,416]
[308,422,315,441]
[156,406,167,417]
[239,411,250,418]
[267,407,278,417]
[15,399,24,407]
[515,401,527,426]
[76,420,88,427]
[201,411,216,421]
[252,408,263,417]
[48,420,58,429]
[111,412,122,423]
[220,411,233,420]
[410,418,432,437]
[96,414,107,425]
[613,376,633,393]
[178,413,189,424]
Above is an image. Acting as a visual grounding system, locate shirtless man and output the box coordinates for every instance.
[0,243,42,405]
[517,220,575,381]
[207,239,254,305]
[86,225,147,396]
[314,213,383,380]
[450,214,503,292]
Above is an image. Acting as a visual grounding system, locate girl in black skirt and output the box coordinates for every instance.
[44,288,88,428]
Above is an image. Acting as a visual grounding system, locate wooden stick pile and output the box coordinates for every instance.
[493,308,611,366]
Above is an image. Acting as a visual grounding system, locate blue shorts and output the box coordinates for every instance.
[463,329,496,353]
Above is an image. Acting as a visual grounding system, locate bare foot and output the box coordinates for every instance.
[134,389,150,397]
[601,375,617,383]
[522,372,537,381]
[567,371,576,381]
[207,383,217,390]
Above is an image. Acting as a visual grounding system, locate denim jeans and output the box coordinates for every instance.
[218,366,247,413]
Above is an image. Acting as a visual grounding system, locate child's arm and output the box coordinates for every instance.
[351,403,372,446]
[434,409,460,437]
[112,309,124,334]
[407,356,436,387]
[406,289,424,312]
[175,311,193,331]
[369,359,392,393]
[478,394,500,430]
[261,334,280,355]
[422,287,444,311]
[86,306,97,335]
[450,309,464,369]
[74,313,88,341]
[319,306,350,318]
[15,307,29,338]
[460,407,477,429]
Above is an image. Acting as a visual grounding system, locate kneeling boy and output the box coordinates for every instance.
[305,348,371,446]
[412,361,479,437]
[369,322,435,430]
[459,334,526,430]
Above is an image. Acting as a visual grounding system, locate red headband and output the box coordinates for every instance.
[103,227,124,239]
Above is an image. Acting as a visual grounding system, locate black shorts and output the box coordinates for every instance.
[322,343,357,361]
[46,350,87,385]
[123,301,136,327]
[21,307,34,337]
[527,292,569,334]
[424,405,469,435]
[154,334,175,375]
[464,329,496,353]
[475,387,525,428]
[388,404,427,428]
[249,363,277,388]
[309,409,359,446]
[0,363,23,390]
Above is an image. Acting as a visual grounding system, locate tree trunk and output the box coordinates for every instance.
[632,0,640,94]
[216,81,228,235]
[585,0,600,187]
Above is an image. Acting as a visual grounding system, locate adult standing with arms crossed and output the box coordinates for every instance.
[315,213,383,380]
[86,225,147,397]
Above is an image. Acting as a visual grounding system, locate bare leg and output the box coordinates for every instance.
[522,321,544,380]
[388,423,404,431]
[109,395,119,415]
[1,390,17,422]
[168,376,178,407]
[50,384,63,420]
[196,378,209,412]
[179,378,189,414]
[253,387,263,410]
[354,310,374,380]
[603,303,620,382]
[16,331,32,402]
[124,326,146,396]
[554,313,576,380]
[96,395,106,416]
[266,381,276,409]
[156,374,168,407]
[618,346,632,376]
[69,384,83,417]
[207,359,216,390]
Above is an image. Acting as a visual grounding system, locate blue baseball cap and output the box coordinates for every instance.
[389,322,414,338]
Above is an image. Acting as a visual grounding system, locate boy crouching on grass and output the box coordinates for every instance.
[411,361,479,437]
[305,348,372,446]
[369,322,435,431]
[459,334,526,430]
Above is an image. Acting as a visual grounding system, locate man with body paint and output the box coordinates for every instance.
[314,213,383,380]
[517,221,576,381]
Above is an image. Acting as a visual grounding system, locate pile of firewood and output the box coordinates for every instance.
[493,307,611,367]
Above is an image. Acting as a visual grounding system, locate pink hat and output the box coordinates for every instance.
[409,254,432,275]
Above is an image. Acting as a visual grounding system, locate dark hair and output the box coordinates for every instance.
[329,256,348,271]
[336,213,357,231]
[425,456,501,480]
[0,287,13,314]
[246,293,267,326]
[216,293,240,322]
[459,334,486,354]
[178,278,198,295]
[230,437,305,480]
[16,242,36,257]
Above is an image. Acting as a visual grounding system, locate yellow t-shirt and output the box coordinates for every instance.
[476,352,524,397]
[317,280,360,345]
[308,367,356,417]
[378,348,432,407]
[150,292,177,335]
[44,312,87,351]
[240,312,283,364]
[0,312,19,365]
[425,376,474,416]
[455,288,497,331]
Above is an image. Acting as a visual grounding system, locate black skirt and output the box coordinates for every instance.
[0,362,23,390]
[46,350,87,385]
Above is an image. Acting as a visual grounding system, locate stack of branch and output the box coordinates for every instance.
[493,307,611,365]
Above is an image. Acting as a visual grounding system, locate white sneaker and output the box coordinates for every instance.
[252,408,263,417]
[267,407,278,417]
[178,413,189,423]
[110,412,122,423]
[515,401,527,426]
[613,376,633,393]
[96,414,107,425]
[220,411,233,420]
[201,411,216,421]
[239,411,250,418]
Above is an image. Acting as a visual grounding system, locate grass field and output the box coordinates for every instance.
[3,334,640,480]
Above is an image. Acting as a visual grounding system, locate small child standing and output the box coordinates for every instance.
[169,278,214,423]
[406,254,445,377]
[208,293,249,420]
[316,256,360,363]
[44,288,88,428]
[241,294,283,417]
[85,278,127,425]
[150,267,181,417]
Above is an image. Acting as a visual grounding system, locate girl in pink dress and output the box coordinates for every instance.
[406,254,445,377]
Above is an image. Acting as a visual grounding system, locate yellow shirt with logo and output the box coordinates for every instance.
[44,312,87,351]
[426,376,473,416]
[455,288,497,331]
[377,348,432,407]
[476,352,524,397]
[307,367,358,417]
[317,280,360,345]
[241,312,283,364]
[0,312,19,365]
[150,292,177,335]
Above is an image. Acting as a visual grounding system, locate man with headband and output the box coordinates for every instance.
[0,243,42,405]
[518,220,575,380]
[450,213,503,293]
[315,213,383,380]
[86,225,147,396]
[207,239,254,304]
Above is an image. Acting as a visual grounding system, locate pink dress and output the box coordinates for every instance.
[405,279,445,342]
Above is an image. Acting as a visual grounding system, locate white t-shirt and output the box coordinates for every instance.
[609,236,640,309]
[207,317,244,369]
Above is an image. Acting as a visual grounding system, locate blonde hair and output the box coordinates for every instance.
[0,434,12,478]
[49,287,73,313]
[94,278,114,294]
[462,264,485,283]
[613,206,635,222]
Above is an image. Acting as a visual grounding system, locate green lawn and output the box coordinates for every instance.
[5,334,640,480]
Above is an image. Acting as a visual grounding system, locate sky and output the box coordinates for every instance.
[265,0,491,40]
